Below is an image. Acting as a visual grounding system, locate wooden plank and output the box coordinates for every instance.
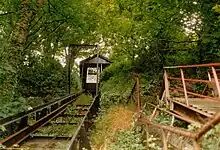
[174,98,220,114]
[170,99,213,118]
[175,98,220,106]
[170,88,220,102]
[172,110,201,125]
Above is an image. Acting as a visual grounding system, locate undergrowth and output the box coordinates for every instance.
[188,124,220,150]
[90,104,146,150]
[108,127,145,150]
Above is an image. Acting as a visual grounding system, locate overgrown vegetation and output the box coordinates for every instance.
[1,0,220,149]
[90,105,139,149]
[0,0,93,118]
[108,127,145,150]
[1,0,220,116]
[100,61,135,108]
[188,124,220,149]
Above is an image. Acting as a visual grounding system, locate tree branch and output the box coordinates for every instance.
[24,21,65,51]
[159,39,199,43]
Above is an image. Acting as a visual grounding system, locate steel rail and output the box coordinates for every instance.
[67,95,99,150]
[164,63,220,69]
[0,93,82,147]
[0,91,84,126]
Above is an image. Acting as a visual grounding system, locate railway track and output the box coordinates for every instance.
[0,92,100,150]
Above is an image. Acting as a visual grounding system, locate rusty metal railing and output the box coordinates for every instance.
[128,73,141,113]
[163,63,220,107]
[67,95,100,150]
[138,111,220,150]
[0,92,84,147]
[129,68,220,149]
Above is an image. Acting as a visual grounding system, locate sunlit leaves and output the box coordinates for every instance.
[213,4,220,13]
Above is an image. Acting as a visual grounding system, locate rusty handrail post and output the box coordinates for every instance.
[180,68,189,106]
[193,139,201,150]
[150,107,157,121]
[211,66,220,98]
[162,129,168,150]
[136,73,141,112]
[164,71,170,107]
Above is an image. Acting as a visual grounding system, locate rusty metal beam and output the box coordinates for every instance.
[164,63,220,69]
[170,98,213,118]
[211,67,220,98]
[162,129,168,150]
[138,116,196,138]
[136,73,141,112]
[180,69,189,106]
[172,110,203,124]
[144,102,200,124]
[170,88,220,102]
[67,95,100,150]
[195,112,220,139]
[168,77,211,84]
[139,112,220,142]
[164,71,170,106]
[193,139,201,150]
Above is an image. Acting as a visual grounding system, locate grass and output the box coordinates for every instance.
[32,94,92,137]
[75,94,93,105]
[35,124,77,136]
[90,104,136,149]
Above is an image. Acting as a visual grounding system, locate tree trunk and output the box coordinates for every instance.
[7,0,46,133]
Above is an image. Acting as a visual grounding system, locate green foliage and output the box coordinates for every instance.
[1,3,220,149]
[108,127,145,150]
[0,144,5,149]
[74,94,93,105]
[153,112,172,125]
[201,124,220,150]
[100,60,135,108]
[35,124,77,136]
[0,97,28,118]
[19,57,67,99]
[90,105,137,149]
[188,124,220,150]
[140,73,161,97]
[0,0,97,119]
[101,60,133,82]
[213,5,220,13]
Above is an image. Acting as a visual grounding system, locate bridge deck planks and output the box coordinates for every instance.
[172,97,220,115]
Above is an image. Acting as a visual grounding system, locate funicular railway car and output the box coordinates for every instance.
[79,54,112,94]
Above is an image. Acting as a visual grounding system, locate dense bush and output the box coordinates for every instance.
[0,56,81,118]
[108,127,145,150]
[100,60,135,108]
[19,57,68,99]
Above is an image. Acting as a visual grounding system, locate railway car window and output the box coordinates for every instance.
[86,68,100,83]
